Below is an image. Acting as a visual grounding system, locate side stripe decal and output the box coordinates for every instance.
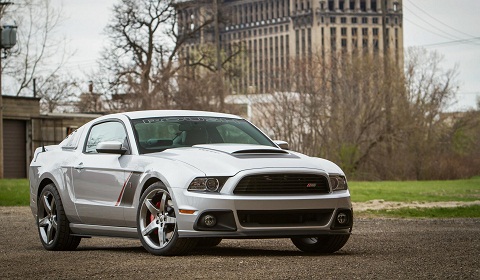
[116,172,142,207]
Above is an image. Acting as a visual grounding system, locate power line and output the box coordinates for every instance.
[404,17,461,43]
[404,6,462,40]
[405,0,479,39]
[420,37,480,48]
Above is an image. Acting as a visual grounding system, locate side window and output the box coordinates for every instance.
[85,121,128,154]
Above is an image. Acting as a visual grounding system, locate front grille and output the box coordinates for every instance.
[237,209,334,227]
[233,173,330,194]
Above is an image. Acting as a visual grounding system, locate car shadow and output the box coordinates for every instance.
[76,245,353,257]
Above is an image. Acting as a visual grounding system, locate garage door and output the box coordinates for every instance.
[3,120,27,178]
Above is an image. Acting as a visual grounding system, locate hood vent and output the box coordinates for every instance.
[193,144,289,155]
[232,149,289,154]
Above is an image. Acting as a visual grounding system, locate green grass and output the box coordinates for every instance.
[349,176,480,203]
[0,179,29,206]
[1,177,479,218]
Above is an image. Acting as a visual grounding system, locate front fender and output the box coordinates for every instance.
[124,159,205,227]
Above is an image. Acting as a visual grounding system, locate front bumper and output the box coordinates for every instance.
[173,189,353,238]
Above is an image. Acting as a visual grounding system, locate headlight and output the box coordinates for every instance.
[188,177,228,193]
[329,175,348,191]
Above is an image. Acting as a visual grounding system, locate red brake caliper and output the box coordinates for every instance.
[149,201,161,235]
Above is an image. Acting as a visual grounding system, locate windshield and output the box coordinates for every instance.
[131,116,275,154]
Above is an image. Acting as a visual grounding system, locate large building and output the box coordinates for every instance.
[177,0,403,94]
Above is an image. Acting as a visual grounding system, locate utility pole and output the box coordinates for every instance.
[213,0,224,111]
[382,0,393,157]
[0,2,14,179]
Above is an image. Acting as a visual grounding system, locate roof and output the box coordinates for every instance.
[114,110,242,120]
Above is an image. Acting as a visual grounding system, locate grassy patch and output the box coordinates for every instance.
[1,177,480,220]
[0,179,30,206]
[349,176,480,203]
[359,205,480,218]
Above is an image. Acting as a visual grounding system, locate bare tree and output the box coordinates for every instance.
[94,0,245,112]
[1,0,71,97]
[253,48,463,180]
[37,74,78,113]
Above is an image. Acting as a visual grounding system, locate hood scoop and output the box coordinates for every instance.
[193,144,289,155]
[231,149,288,154]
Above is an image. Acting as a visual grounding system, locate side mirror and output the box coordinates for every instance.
[274,140,289,150]
[96,141,127,155]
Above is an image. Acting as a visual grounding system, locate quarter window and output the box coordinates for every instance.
[60,126,85,149]
[85,121,128,154]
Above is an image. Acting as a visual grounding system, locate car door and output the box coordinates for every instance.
[72,120,131,226]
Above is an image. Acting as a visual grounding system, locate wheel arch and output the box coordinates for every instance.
[139,177,163,199]
[37,178,55,199]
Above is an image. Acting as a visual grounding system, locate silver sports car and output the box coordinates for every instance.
[30,110,353,255]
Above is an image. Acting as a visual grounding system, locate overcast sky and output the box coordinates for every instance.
[51,0,480,111]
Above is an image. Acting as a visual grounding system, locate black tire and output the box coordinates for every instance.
[137,182,198,255]
[291,235,350,253]
[196,237,222,248]
[37,183,81,251]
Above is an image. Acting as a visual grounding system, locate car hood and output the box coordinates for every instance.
[144,144,341,176]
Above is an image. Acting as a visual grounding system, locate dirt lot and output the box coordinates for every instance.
[1,207,479,279]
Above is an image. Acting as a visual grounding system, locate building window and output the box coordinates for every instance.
[371,0,377,12]
[360,1,366,12]
[351,17,357,24]
[328,0,334,11]
[330,27,336,36]
[341,17,347,24]
[352,28,357,36]
[372,17,379,24]
[330,16,336,24]
[362,28,368,36]
[341,38,347,48]
[373,28,379,36]
[341,27,347,36]
[362,17,368,24]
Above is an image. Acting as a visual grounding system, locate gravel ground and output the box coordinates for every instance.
[1,207,479,279]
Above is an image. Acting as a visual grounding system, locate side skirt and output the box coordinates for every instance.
[70,223,138,239]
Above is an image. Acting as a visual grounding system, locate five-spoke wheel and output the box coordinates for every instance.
[137,182,197,255]
[38,189,58,245]
[37,184,81,250]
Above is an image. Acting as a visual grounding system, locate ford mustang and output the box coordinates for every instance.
[30,110,353,255]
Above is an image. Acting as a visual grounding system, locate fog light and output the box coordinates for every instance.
[203,215,217,227]
[337,213,348,225]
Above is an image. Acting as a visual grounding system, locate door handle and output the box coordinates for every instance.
[74,162,84,170]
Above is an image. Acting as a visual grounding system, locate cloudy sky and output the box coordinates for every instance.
[51,0,480,111]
